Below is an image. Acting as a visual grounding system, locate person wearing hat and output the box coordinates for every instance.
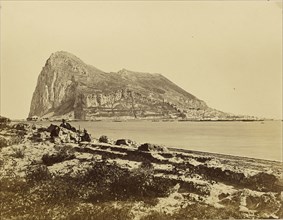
[60,119,72,130]
[80,128,91,142]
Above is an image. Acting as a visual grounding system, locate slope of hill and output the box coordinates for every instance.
[29,51,232,120]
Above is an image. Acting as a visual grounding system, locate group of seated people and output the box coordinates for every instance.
[50,119,91,143]
[59,119,77,132]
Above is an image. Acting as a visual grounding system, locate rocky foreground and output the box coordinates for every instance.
[0,121,282,219]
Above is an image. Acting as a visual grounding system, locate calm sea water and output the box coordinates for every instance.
[38,120,282,162]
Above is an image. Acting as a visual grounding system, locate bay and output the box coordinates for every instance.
[37,120,282,162]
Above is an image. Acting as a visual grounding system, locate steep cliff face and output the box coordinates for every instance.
[29,51,226,120]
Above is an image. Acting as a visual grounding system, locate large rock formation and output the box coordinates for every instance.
[29,51,229,120]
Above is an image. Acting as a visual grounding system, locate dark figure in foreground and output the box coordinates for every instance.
[48,124,60,138]
[80,129,91,142]
[60,119,76,132]
[47,124,61,143]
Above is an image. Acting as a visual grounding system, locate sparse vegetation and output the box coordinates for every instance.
[26,164,52,183]
[11,146,25,158]
[140,203,246,220]
[42,144,76,166]
[0,160,174,219]
[1,122,282,219]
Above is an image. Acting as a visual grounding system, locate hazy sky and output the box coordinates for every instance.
[0,1,282,119]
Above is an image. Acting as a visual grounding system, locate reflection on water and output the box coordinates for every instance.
[37,120,282,161]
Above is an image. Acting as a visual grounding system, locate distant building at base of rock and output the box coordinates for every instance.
[27,115,39,121]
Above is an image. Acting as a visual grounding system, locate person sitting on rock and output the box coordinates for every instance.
[49,125,60,142]
[80,129,91,142]
[60,119,72,130]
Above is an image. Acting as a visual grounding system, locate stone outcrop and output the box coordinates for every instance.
[115,139,137,147]
[138,143,168,152]
[29,51,232,120]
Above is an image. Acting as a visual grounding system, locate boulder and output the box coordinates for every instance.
[37,127,48,133]
[47,124,79,143]
[31,131,50,142]
[115,139,136,147]
[138,143,168,152]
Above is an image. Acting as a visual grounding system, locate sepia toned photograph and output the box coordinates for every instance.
[0,1,282,219]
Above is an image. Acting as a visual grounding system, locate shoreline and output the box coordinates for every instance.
[10,119,282,162]
[167,146,282,163]
[13,117,274,123]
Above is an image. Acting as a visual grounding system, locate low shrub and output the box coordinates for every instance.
[0,116,11,129]
[42,145,76,166]
[245,172,280,192]
[10,135,25,145]
[0,177,28,193]
[0,136,9,148]
[1,157,175,219]
[26,164,52,183]
[98,135,110,143]
[140,160,154,170]
[171,203,245,219]
[30,177,79,205]
[11,146,25,158]
[0,135,24,148]
[67,202,133,220]
[64,160,174,203]
[140,211,171,220]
